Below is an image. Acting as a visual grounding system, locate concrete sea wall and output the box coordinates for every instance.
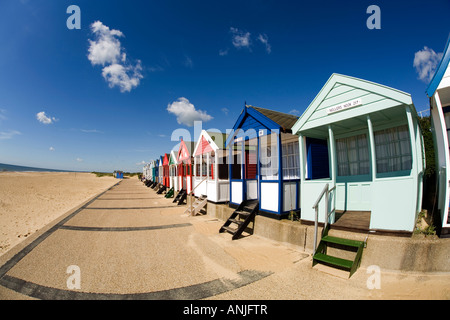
[207,202,450,273]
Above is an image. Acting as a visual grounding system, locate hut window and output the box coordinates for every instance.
[195,156,201,177]
[202,155,207,176]
[231,142,242,179]
[218,150,229,180]
[260,133,278,180]
[374,125,412,173]
[336,134,370,176]
[245,139,257,179]
[282,141,300,179]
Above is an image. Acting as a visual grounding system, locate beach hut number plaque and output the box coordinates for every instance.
[327,98,362,115]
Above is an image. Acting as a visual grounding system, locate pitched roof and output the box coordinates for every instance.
[291,73,413,135]
[248,105,298,133]
[177,140,195,162]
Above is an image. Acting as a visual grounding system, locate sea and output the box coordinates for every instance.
[0,163,74,173]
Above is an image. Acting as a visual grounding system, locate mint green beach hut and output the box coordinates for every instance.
[292,74,425,234]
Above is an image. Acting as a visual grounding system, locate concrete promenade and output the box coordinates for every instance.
[0,178,449,300]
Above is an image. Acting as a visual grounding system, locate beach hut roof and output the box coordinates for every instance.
[163,153,170,166]
[291,73,414,138]
[248,106,298,132]
[225,105,299,147]
[177,139,195,162]
[193,130,228,156]
[426,33,450,97]
[169,150,178,165]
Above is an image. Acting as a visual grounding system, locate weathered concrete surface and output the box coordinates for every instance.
[207,202,450,273]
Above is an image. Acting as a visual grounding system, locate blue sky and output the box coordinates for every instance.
[0,0,449,172]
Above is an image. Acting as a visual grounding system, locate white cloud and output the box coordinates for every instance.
[88,21,143,92]
[219,48,229,56]
[167,97,213,127]
[81,129,104,134]
[102,62,143,93]
[49,147,55,151]
[36,111,58,124]
[136,160,146,166]
[221,107,229,115]
[226,28,271,54]
[88,21,124,66]
[413,46,443,82]
[0,130,21,140]
[288,109,301,116]
[230,27,251,49]
[257,33,271,54]
[76,158,83,162]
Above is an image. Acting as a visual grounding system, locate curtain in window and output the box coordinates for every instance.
[201,155,207,176]
[374,125,412,173]
[282,141,300,179]
[260,134,278,180]
[336,134,370,176]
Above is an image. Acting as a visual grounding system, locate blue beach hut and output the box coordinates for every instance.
[153,159,159,183]
[225,105,300,218]
[114,170,123,179]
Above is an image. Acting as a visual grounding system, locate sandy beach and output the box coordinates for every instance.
[0,172,118,256]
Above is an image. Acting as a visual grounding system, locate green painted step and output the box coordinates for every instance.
[313,252,353,270]
[165,188,174,198]
[321,235,364,248]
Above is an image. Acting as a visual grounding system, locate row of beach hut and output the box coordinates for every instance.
[143,37,450,237]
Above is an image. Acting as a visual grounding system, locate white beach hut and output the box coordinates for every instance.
[428,35,450,237]
[169,149,179,192]
[192,130,229,203]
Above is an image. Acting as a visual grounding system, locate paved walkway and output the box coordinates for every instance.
[0,178,280,299]
[1,178,449,300]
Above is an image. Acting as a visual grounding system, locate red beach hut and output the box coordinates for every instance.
[177,139,195,194]
[162,153,170,187]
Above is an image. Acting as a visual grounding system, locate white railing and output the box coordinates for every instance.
[312,183,336,255]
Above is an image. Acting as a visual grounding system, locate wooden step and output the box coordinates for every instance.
[221,226,237,234]
[219,199,258,240]
[235,210,250,217]
[228,218,243,225]
[313,253,353,270]
[321,235,364,248]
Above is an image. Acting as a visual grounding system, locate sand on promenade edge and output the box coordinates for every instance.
[0,172,118,256]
